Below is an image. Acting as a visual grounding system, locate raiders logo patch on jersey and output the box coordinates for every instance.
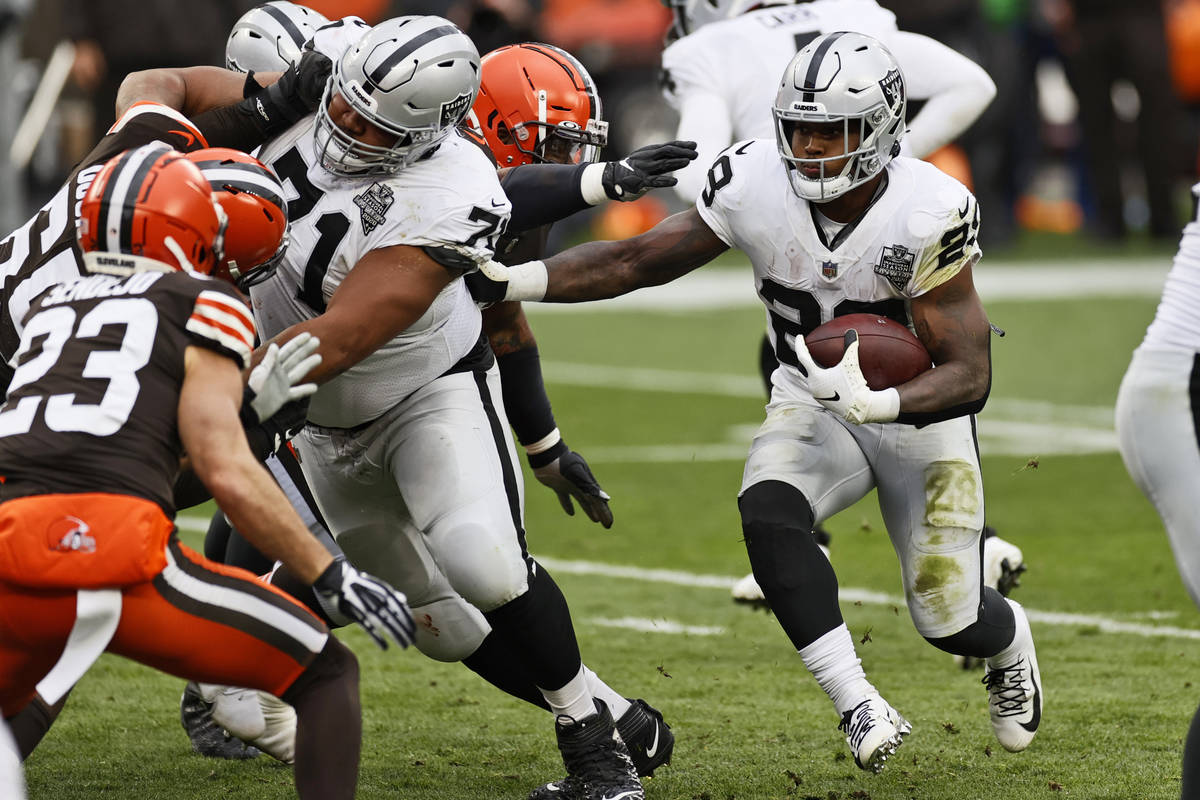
[875,244,915,291]
[353,182,395,236]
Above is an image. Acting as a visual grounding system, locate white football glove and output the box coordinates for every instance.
[794,329,901,424]
[313,557,416,650]
[247,333,322,423]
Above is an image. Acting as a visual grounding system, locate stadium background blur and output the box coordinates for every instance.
[2,0,1199,253]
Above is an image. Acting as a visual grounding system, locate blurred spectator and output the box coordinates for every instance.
[1047,0,1188,239]
[0,0,30,232]
[61,0,251,141]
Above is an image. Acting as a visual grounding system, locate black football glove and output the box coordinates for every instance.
[602,140,698,201]
[464,259,512,307]
[313,557,416,650]
[254,49,332,132]
[529,440,613,528]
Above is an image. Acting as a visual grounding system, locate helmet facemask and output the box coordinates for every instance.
[498,89,608,166]
[772,32,907,203]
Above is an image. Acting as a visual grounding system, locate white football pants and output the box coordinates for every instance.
[295,365,527,660]
[1116,346,1200,609]
[740,390,986,638]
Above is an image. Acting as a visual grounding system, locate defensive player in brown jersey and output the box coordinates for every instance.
[0,142,415,800]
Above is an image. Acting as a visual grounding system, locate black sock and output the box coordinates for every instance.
[462,633,551,712]
[8,690,69,760]
[1183,700,1200,799]
[483,564,582,692]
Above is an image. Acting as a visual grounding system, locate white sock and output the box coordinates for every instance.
[987,598,1029,668]
[798,624,877,717]
[540,665,596,722]
[583,666,631,722]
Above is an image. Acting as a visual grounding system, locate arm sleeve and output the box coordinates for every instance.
[500,163,591,233]
[496,346,557,447]
[887,31,996,159]
[672,88,735,204]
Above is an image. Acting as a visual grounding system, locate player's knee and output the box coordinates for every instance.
[409,596,491,662]
[739,480,817,592]
[283,636,359,705]
[434,522,529,612]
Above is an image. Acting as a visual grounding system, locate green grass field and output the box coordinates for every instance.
[23,260,1200,799]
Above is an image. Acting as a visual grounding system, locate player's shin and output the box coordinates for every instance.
[282,637,361,800]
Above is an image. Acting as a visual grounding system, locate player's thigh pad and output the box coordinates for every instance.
[866,416,985,637]
[1117,347,1200,608]
[382,369,530,612]
[110,539,329,696]
[740,396,875,523]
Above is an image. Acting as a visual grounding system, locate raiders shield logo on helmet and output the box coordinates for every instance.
[878,68,904,112]
[440,92,474,130]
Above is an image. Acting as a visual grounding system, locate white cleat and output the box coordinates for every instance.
[983,599,1042,752]
[838,694,911,773]
[201,684,297,764]
[984,535,1026,597]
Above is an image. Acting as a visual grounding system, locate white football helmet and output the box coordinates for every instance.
[772,31,906,201]
[663,0,793,41]
[313,16,481,176]
[225,2,330,73]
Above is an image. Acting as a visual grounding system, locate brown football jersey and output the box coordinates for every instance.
[0,269,254,516]
[0,104,210,388]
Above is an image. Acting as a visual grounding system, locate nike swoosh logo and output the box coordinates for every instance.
[735,142,754,155]
[1019,670,1041,733]
[815,392,840,402]
[644,725,661,759]
[490,198,506,207]
[958,199,971,219]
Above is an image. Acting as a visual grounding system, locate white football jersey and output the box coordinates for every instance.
[696,140,980,399]
[660,1,898,143]
[1140,184,1200,352]
[250,124,511,428]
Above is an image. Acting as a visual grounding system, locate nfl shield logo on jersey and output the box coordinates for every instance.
[875,244,915,291]
[821,260,838,279]
[353,183,395,236]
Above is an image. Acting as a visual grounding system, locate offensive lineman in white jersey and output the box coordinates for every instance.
[248,17,646,799]
[469,31,1043,772]
[1116,185,1200,799]
[659,0,1025,619]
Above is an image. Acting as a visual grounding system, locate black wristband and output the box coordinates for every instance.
[496,346,557,446]
[527,438,567,470]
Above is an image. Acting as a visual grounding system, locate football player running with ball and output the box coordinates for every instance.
[658,0,1027,619]
[469,32,1042,772]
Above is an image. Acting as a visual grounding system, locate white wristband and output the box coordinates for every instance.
[525,427,562,455]
[504,260,548,302]
[580,163,608,206]
[871,388,902,423]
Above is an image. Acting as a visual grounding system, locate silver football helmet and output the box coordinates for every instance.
[772,31,906,202]
[225,1,330,73]
[313,15,481,176]
[662,0,792,41]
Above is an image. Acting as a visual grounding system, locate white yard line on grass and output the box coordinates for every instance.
[175,512,1200,641]
[523,259,1169,314]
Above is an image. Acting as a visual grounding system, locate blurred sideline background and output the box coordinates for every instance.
[1,0,1199,255]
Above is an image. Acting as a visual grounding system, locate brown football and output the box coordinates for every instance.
[804,314,931,390]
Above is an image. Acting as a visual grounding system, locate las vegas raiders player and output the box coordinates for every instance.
[658,0,1026,620]
[0,142,414,800]
[469,31,1043,772]
[246,17,647,799]
[1116,184,1200,800]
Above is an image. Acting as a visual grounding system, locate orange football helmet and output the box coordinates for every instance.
[185,148,289,289]
[78,143,226,277]
[468,43,608,167]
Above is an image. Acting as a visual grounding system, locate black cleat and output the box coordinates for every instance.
[530,700,643,800]
[180,682,260,760]
[615,699,673,777]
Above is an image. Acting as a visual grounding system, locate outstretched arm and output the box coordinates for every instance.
[471,206,729,304]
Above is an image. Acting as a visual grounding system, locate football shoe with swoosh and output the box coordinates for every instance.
[534,700,643,800]
[837,693,911,773]
[983,598,1042,751]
